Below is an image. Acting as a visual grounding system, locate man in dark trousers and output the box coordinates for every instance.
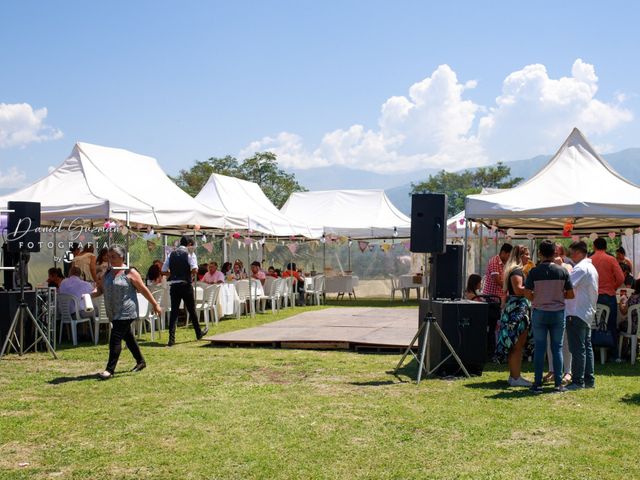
[162,236,208,346]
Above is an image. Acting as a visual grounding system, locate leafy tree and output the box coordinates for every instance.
[171,152,305,208]
[239,152,305,208]
[411,162,523,217]
[172,156,239,197]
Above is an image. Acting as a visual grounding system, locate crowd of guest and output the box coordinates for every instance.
[471,236,635,393]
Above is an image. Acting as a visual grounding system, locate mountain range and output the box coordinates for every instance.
[291,148,640,216]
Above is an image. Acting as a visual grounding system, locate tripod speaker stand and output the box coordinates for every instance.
[394,310,469,384]
[0,252,57,360]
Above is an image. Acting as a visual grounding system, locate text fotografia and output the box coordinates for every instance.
[7,217,120,241]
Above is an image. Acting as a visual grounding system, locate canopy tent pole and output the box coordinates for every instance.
[348,238,352,271]
[163,234,167,261]
[53,232,57,268]
[247,235,254,317]
[462,219,469,296]
[478,224,483,276]
[322,234,326,274]
[633,233,636,276]
[223,235,228,263]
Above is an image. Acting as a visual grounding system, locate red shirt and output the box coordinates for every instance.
[591,250,625,296]
[483,255,505,298]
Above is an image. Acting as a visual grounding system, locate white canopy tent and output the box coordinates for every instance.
[280,189,411,239]
[195,173,323,238]
[0,142,248,231]
[465,128,640,235]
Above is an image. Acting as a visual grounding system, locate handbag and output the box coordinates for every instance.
[591,309,615,348]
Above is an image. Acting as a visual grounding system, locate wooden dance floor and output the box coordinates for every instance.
[204,307,418,350]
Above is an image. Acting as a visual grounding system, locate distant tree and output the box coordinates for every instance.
[239,152,306,208]
[172,156,239,197]
[171,152,306,208]
[411,162,523,217]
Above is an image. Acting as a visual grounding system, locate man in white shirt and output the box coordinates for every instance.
[565,241,599,390]
[59,266,95,317]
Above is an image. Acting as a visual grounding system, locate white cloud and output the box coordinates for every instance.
[0,166,27,189]
[478,59,632,161]
[0,103,63,149]
[242,59,633,173]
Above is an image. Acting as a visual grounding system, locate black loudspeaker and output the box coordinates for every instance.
[0,291,37,346]
[6,201,41,253]
[1,243,21,290]
[410,194,446,253]
[419,299,488,376]
[430,244,463,300]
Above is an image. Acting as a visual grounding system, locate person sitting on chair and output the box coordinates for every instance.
[250,261,266,286]
[59,266,95,317]
[46,267,64,289]
[465,274,482,300]
[202,262,224,284]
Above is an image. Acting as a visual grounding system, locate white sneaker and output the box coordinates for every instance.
[508,376,533,387]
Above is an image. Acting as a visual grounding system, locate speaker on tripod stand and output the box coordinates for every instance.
[0,201,56,359]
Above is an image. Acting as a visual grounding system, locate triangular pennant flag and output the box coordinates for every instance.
[146,240,156,252]
[203,242,213,253]
[358,241,369,253]
[287,243,298,255]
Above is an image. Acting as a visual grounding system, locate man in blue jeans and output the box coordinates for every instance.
[565,240,598,389]
[525,240,574,393]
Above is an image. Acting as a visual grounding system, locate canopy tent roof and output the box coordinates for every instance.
[195,173,323,238]
[0,142,248,230]
[280,189,411,239]
[465,128,640,235]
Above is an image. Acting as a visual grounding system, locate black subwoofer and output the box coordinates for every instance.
[418,299,488,376]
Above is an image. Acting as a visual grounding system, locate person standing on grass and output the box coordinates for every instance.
[496,245,533,387]
[162,236,208,347]
[482,243,513,303]
[95,245,161,380]
[525,240,574,393]
[590,237,625,361]
[565,241,598,390]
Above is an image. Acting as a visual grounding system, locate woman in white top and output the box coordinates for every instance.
[72,245,97,282]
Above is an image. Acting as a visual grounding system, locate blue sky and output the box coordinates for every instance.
[1,1,640,191]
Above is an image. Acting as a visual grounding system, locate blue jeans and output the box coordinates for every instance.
[532,309,565,387]
[597,294,618,359]
[566,315,595,387]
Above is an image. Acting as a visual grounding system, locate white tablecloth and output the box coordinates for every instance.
[398,274,425,299]
[398,275,425,289]
[324,275,359,294]
[218,283,239,316]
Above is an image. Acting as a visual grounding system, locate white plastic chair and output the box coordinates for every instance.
[235,280,255,316]
[135,293,158,341]
[57,293,95,346]
[92,295,111,345]
[618,303,639,365]
[282,276,296,308]
[388,275,406,302]
[260,278,283,313]
[250,279,268,313]
[196,284,219,327]
[150,285,170,330]
[306,275,325,305]
[151,288,165,332]
[593,304,611,365]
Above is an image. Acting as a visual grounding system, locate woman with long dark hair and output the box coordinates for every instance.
[496,245,532,387]
[94,245,161,380]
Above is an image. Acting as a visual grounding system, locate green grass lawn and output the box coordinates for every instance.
[1,299,639,479]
